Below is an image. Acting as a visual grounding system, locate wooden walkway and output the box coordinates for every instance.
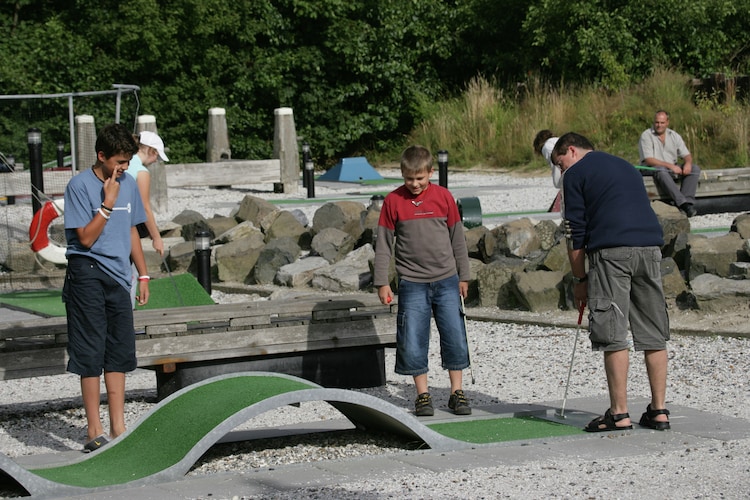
[0,294,395,395]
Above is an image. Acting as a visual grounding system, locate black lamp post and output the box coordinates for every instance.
[438,149,449,188]
[302,142,310,188]
[56,141,65,169]
[28,128,43,215]
[304,143,315,199]
[4,154,15,205]
[194,230,212,294]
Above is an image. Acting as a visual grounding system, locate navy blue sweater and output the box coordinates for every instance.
[563,151,663,252]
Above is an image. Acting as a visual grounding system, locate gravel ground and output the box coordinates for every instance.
[1,169,749,498]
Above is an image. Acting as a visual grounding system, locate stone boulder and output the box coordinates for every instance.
[465,226,490,260]
[311,227,356,264]
[312,244,375,292]
[205,216,238,240]
[275,256,330,287]
[214,233,266,283]
[235,195,278,225]
[476,257,527,308]
[689,273,750,313]
[730,213,750,239]
[213,221,262,244]
[512,269,565,312]
[490,218,541,259]
[661,256,688,298]
[312,201,366,242]
[263,210,308,246]
[172,209,210,241]
[252,237,301,285]
[652,200,690,257]
[687,232,747,280]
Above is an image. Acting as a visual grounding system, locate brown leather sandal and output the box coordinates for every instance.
[584,408,633,432]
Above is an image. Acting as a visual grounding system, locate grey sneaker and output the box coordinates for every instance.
[448,389,472,415]
[414,392,434,416]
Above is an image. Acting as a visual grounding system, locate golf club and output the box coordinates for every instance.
[555,301,586,419]
[460,295,476,384]
[161,254,185,307]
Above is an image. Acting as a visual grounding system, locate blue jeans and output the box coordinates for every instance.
[394,274,469,375]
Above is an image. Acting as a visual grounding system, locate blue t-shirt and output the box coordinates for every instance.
[563,151,663,253]
[64,169,147,290]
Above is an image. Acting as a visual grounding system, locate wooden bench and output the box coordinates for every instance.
[164,159,281,188]
[0,294,396,399]
[642,166,750,212]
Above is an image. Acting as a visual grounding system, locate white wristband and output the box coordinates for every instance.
[98,208,110,220]
[138,275,150,281]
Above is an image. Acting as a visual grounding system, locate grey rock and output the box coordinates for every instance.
[275,256,330,287]
[253,237,301,285]
[311,227,356,263]
[312,201,366,242]
[235,195,278,225]
[689,273,750,312]
[688,232,747,280]
[312,244,374,292]
[215,235,266,283]
[512,269,565,312]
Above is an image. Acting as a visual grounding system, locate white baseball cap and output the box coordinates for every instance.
[139,131,169,162]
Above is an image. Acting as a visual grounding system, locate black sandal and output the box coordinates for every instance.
[584,408,633,432]
[639,404,671,430]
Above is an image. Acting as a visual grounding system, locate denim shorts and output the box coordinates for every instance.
[394,274,469,375]
[587,246,670,352]
[63,256,137,377]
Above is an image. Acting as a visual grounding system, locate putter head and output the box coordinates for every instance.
[554,410,566,419]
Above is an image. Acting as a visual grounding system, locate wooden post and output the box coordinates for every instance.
[206,107,231,163]
[136,115,168,215]
[74,115,96,172]
[273,107,299,194]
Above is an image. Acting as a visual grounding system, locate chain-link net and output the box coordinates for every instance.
[0,87,140,292]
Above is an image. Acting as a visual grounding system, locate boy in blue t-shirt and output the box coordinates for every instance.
[63,123,149,452]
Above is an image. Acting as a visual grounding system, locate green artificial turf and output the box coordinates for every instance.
[0,273,213,317]
[31,375,317,487]
[134,273,214,310]
[428,415,582,444]
[0,289,66,317]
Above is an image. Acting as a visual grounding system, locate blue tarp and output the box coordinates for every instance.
[318,156,383,182]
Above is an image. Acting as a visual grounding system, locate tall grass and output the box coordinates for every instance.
[403,67,750,172]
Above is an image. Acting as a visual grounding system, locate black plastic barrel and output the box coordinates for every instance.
[457,197,482,228]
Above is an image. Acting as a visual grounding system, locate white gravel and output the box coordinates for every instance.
[1,169,749,498]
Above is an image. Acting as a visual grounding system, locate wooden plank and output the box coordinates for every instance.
[643,167,750,200]
[165,160,281,188]
[1,294,390,340]
[0,317,395,380]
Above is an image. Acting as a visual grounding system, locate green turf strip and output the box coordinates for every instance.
[428,415,582,444]
[0,273,213,317]
[31,376,317,487]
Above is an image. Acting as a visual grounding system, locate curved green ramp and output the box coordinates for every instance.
[3,372,466,497]
[30,374,316,488]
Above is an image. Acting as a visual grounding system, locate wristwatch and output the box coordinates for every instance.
[572,274,588,284]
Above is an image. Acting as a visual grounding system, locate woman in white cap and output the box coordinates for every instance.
[126,130,169,307]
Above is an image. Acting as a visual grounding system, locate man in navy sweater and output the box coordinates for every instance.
[552,132,671,433]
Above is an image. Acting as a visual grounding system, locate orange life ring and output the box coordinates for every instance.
[29,198,67,264]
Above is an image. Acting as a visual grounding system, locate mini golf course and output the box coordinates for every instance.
[0,372,584,498]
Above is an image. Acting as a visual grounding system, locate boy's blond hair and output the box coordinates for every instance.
[401,145,433,175]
